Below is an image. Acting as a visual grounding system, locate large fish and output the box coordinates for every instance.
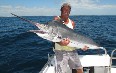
[11,13,100,49]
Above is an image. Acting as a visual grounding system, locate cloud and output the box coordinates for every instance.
[61,0,116,15]
[62,0,116,9]
[0,0,116,16]
[0,5,59,16]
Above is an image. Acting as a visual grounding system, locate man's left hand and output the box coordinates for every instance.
[81,46,89,51]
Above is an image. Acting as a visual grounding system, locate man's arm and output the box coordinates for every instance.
[71,20,75,29]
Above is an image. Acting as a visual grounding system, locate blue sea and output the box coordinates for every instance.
[0,16,116,73]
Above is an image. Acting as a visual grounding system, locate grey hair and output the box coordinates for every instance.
[61,3,71,10]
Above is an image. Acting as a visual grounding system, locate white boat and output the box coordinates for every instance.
[39,48,116,73]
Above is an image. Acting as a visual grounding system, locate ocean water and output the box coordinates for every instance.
[0,16,116,73]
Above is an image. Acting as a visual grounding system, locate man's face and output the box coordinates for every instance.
[61,6,70,18]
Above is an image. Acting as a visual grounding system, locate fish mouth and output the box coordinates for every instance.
[29,30,47,34]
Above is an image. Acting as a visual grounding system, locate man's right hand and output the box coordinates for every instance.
[81,45,89,51]
[58,38,70,46]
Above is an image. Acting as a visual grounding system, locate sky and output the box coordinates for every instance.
[0,0,116,17]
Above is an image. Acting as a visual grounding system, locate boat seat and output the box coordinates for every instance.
[79,54,110,67]
[111,68,116,73]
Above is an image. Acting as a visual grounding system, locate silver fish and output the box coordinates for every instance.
[11,13,100,49]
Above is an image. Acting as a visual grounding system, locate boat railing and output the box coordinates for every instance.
[39,54,54,73]
[99,47,107,55]
[109,49,116,73]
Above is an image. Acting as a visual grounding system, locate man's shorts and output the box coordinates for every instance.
[55,50,82,73]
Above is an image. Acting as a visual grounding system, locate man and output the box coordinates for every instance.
[53,3,88,73]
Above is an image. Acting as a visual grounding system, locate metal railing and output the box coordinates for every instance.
[39,54,54,73]
[99,47,107,55]
[109,49,116,73]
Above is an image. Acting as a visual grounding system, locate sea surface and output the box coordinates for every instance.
[0,16,116,73]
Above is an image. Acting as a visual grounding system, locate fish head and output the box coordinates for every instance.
[34,20,64,42]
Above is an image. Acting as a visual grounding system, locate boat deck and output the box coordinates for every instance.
[39,48,116,73]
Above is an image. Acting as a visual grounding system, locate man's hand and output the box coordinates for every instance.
[58,38,89,51]
[81,45,89,51]
[59,38,70,46]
